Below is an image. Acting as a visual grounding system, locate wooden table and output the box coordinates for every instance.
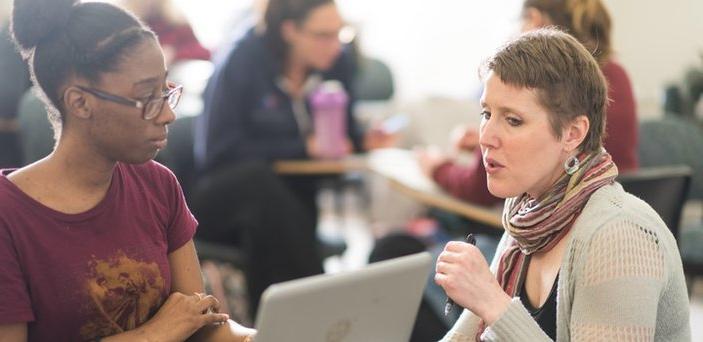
[273,156,366,175]
[274,149,503,229]
[366,149,502,229]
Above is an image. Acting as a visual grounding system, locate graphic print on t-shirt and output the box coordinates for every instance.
[79,250,166,339]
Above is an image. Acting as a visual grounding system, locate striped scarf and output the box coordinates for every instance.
[476,149,618,340]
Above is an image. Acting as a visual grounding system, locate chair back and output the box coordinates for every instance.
[617,166,692,238]
[17,88,54,165]
[354,56,394,101]
[638,116,703,200]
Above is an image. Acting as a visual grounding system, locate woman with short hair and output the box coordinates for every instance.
[436,28,689,341]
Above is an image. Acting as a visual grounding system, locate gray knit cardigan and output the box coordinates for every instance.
[441,183,691,341]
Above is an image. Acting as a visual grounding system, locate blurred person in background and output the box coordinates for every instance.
[196,0,363,172]
[0,0,31,168]
[192,0,393,317]
[119,0,211,65]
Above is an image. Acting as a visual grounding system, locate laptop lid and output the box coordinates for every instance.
[254,252,432,342]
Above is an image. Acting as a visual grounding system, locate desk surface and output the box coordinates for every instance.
[273,156,366,175]
[274,149,503,229]
[366,149,503,229]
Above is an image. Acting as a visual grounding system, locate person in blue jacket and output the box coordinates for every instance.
[195,0,362,171]
[192,0,388,317]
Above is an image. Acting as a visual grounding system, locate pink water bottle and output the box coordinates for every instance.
[309,80,349,159]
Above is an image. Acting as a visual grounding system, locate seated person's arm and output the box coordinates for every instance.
[430,148,499,206]
[170,240,256,342]
[0,324,27,342]
[100,240,254,342]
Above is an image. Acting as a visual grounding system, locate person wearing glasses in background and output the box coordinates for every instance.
[193,0,393,317]
[0,0,255,340]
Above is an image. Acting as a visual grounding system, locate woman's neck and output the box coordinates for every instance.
[47,134,116,192]
[283,57,309,97]
[5,133,117,214]
[527,166,568,200]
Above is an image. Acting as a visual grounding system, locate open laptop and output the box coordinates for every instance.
[253,252,432,342]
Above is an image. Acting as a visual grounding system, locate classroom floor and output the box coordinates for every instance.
[318,182,703,339]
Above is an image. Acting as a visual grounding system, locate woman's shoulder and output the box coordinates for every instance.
[0,170,21,213]
[576,183,666,232]
[572,182,678,257]
[222,29,268,65]
[214,29,270,82]
[117,161,179,189]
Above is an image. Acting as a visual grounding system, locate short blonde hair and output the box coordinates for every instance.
[482,28,608,153]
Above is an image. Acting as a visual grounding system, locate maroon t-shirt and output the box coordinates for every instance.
[0,161,197,341]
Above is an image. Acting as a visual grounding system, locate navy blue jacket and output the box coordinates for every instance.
[194,29,363,172]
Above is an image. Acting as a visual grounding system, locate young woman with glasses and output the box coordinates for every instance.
[0,0,254,340]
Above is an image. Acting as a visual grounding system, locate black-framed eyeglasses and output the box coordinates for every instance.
[76,82,183,120]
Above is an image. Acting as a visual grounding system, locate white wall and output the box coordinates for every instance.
[342,0,703,118]
[604,0,703,117]
[174,0,254,49]
[1,0,11,22]
[177,0,703,118]
[338,0,522,101]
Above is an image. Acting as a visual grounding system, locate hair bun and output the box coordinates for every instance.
[11,0,79,51]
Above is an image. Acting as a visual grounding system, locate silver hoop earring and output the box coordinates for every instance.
[564,155,580,175]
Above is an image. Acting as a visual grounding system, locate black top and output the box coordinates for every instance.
[518,269,559,340]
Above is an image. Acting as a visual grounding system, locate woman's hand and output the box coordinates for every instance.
[139,292,229,342]
[450,125,479,153]
[434,241,511,325]
[190,318,257,342]
[306,135,353,159]
[416,146,449,177]
[363,127,399,150]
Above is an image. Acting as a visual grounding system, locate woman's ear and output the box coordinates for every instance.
[562,115,590,153]
[63,86,93,120]
[281,19,298,43]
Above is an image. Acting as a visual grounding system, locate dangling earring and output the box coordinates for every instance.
[564,155,580,175]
